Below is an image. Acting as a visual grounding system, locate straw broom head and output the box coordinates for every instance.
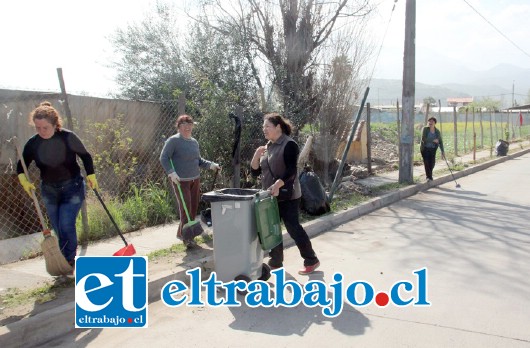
[41,230,73,276]
[12,137,73,276]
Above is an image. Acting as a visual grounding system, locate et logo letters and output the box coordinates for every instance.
[75,256,148,328]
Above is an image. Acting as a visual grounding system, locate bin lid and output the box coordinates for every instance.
[202,188,261,202]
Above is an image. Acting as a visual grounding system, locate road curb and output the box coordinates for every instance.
[2,146,529,347]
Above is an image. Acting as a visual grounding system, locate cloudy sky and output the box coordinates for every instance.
[1,0,529,97]
[371,0,530,82]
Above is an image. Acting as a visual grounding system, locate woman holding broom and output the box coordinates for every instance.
[420,116,445,181]
[17,101,98,268]
[160,114,221,248]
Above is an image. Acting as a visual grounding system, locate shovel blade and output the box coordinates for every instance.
[113,244,136,256]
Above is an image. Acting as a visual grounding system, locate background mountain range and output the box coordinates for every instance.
[366,64,530,108]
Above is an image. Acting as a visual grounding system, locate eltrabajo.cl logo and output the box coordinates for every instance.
[75,256,148,328]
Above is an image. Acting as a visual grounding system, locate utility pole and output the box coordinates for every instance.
[399,0,415,184]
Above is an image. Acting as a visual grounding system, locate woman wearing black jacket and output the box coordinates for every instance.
[17,101,97,267]
[420,117,445,181]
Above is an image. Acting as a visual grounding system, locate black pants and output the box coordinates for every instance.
[421,147,437,179]
[268,198,319,267]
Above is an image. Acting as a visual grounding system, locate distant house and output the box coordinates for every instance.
[447,97,473,107]
[418,103,454,114]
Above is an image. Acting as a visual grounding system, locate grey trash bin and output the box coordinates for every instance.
[202,188,272,283]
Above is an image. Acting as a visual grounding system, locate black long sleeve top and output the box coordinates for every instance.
[16,129,95,183]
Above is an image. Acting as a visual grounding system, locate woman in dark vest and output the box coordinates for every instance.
[251,113,320,275]
[420,116,445,181]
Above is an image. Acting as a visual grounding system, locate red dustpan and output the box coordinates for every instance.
[113,243,136,256]
[93,188,136,256]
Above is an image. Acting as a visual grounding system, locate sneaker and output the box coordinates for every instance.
[298,261,320,275]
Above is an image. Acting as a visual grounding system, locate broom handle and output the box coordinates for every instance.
[14,137,47,231]
[29,191,47,232]
[175,181,193,221]
[169,159,192,221]
[92,188,128,246]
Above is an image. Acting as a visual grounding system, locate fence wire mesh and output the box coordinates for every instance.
[0,91,323,263]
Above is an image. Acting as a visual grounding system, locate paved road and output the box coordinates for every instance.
[39,154,530,347]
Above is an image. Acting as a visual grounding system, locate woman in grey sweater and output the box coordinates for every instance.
[160,115,221,247]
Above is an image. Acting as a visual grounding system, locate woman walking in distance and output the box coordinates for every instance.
[420,116,445,181]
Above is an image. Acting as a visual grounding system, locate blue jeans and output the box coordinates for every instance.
[41,176,85,263]
[268,198,319,267]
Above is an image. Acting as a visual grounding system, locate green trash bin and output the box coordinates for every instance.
[202,189,281,283]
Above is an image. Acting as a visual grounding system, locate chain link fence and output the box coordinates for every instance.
[0,89,317,263]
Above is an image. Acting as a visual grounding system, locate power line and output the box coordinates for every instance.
[367,0,399,85]
[462,0,530,60]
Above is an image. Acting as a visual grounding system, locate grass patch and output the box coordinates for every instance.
[371,182,409,195]
[147,234,213,261]
[0,278,74,309]
[147,243,186,259]
[329,192,367,211]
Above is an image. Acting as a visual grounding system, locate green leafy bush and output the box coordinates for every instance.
[77,181,177,241]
